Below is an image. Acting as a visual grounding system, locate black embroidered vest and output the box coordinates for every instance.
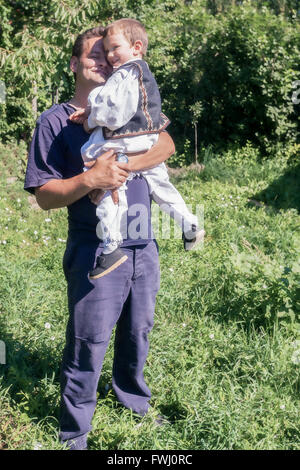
[103,59,170,140]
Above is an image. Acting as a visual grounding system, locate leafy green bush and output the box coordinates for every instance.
[226,240,300,328]
[194,4,299,154]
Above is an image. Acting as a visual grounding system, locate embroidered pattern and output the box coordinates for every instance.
[136,61,154,131]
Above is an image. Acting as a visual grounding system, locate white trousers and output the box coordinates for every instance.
[96,163,198,253]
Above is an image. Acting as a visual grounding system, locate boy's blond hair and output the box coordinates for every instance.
[103,18,148,56]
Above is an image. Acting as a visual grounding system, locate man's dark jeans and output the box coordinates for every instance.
[59,240,160,444]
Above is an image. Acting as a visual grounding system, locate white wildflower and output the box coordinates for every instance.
[291,350,300,365]
[44,218,51,222]
[209,333,215,340]
[33,442,43,450]
[44,322,51,329]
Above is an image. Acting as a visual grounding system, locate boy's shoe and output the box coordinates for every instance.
[183,225,205,251]
[89,248,128,279]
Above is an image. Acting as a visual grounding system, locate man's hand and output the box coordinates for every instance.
[84,149,129,191]
[126,131,175,172]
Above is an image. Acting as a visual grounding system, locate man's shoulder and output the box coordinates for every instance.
[37,103,71,129]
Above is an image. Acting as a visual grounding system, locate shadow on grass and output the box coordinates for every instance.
[158,401,189,424]
[0,331,62,422]
[249,162,300,213]
[0,328,124,427]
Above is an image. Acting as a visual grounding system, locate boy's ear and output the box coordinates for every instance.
[133,40,143,55]
[70,56,78,74]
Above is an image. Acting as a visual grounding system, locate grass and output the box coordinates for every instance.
[0,141,299,450]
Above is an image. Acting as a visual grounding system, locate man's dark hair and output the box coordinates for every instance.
[72,26,105,58]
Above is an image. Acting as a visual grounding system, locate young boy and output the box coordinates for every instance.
[70,18,204,279]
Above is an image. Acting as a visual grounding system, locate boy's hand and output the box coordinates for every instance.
[83,119,93,134]
[69,107,90,124]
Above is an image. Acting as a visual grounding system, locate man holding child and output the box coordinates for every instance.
[24,22,175,450]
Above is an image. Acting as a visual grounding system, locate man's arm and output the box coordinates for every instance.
[128,132,175,172]
[35,150,129,210]
[36,132,175,210]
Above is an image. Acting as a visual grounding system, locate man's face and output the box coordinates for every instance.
[71,37,112,88]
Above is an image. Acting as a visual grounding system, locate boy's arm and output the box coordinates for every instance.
[87,67,139,130]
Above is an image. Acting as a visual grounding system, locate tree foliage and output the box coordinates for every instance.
[0,0,299,162]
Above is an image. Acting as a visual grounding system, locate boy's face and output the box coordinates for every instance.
[103,32,136,69]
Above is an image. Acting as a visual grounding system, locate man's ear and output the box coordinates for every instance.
[70,56,78,74]
[133,40,143,56]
